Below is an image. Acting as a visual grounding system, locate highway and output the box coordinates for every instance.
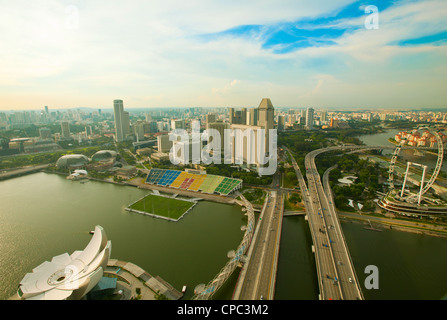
[286,145,364,300]
[233,174,284,300]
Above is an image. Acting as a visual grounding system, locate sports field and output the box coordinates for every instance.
[128,194,195,220]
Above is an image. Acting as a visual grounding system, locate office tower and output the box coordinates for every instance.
[320,110,328,123]
[206,122,230,152]
[277,115,285,132]
[123,111,130,136]
[241,108,247,126]
[206,113,216,125]
[305,107,314,130]
[39,127,51,140]
[230,124,263,167]
[228,108,234,124]
[85,126,93,136]
[44,106,49,114]
[258,98,274,130]
[301,109,306,119]
[171,138,201,165]
[257,98,274,154]
[287,114,296,126]
[171,119,185,130]
[113,99,125,142]
[157,134,173,153]
[61,121,70,139]
[229,108,247,125]
[248,108,258,126]
[133,121,145,141]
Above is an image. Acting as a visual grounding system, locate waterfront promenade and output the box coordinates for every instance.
[0,164,49,181]
[105,259,183,300]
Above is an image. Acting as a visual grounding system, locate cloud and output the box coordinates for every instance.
[0,0,446,109]
[212,80,241,95]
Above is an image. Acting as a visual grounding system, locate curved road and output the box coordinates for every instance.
[286,145,365,300]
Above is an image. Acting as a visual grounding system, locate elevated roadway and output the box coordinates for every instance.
[233,175,284,300]
[286,145,365,300]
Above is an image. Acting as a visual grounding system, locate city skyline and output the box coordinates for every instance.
[1,0,447,111]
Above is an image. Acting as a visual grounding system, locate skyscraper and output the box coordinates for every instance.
[229,108,246,125]
[113,100,126,142]
[61,121,70,139]
[248,108,258,126]
[258,98,274,130]
[277,115,285,132]
[257,98,274,154]
[229,108,234,124]
[306,107,314,130]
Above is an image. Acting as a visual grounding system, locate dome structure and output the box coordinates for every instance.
[17,225,112,300]
[56,154,89,169]
[91,150,117,162]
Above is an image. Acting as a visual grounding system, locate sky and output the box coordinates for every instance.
[0,0,447,110]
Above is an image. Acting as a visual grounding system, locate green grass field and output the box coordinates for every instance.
[129,194,195,220]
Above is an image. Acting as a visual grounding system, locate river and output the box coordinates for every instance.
[274,128,447,300]
[359,127,447,174]
[0,172,246,300]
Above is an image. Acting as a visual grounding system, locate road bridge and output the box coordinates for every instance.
[233,180,284,300]
[285,145,366,300]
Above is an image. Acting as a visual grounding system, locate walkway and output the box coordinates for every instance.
[106,259,183,300]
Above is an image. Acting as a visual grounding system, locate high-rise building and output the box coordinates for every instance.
[61,121,70,139]
[123,111,130,136]
[171,119,185,130]
[277,115,285,132]
[230,124,263,167]
[229,108,234,124]
[248,108,258,126]
[157,134,173,153]
[133,121,146,141]
[229,108,247,125]
[171,138,201,165]
[113,100,125,142]
[258,98,274,130]
[241,108,247,125]
[305,107,314,130]
[39,127,51,140]
[206,121,230,152]
[320,110,328,123]
[206,113,217,125]
[228,98,275,170]
[257,98,274,154]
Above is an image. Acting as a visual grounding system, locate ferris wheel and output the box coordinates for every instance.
[387,127,444,204]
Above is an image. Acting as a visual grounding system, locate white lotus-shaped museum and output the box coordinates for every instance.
[17,225,112,300]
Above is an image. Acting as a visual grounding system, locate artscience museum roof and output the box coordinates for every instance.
[16,225,112,300]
